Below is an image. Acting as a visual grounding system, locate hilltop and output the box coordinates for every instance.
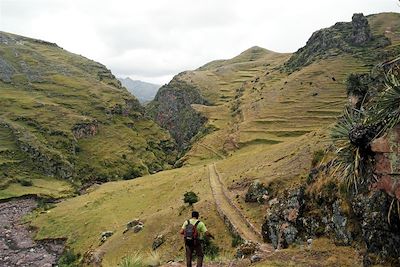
[0,31,177,199]
[118,77,160,104]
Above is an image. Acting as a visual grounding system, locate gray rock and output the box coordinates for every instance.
[100,231,113,242]
[245,180,268,203]
[0,58,15,83]
[250,254,262,263]
[133,225,144,233]
[349,13,372,46]
[152,234,165,250]
[124,219,144,234]
[331,200,352,245]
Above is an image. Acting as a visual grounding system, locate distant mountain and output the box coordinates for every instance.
[118,77,160,103]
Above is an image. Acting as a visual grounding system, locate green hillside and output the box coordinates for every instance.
[0,31,177,198]
[25,12,400,266]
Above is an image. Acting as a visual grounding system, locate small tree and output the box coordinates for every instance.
[183,191,199,206]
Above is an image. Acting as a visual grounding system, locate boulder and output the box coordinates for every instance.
[236,241,258,257]
[245,180,268,203]
[124,219,144,234]
[100,231,113,242]
[133,225,144,233]
[152,234,165,250]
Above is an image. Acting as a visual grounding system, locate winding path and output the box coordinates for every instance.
[208,163,262,243]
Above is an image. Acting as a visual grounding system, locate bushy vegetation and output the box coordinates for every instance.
[183,191,199,206]
[118,254,143,267]
[203,238,220,260]
[118,251,161,267]
[332,57,400,191]
[58,249,80,267]
[17,178,33,187]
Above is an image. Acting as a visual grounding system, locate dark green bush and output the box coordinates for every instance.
[183,191,199,206]
[17,179,33,187]
[203,238,220,260]
[58,249,80,267]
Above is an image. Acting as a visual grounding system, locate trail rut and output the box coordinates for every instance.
[208,163,262,243]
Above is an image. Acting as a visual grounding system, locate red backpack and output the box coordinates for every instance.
[184,220,200,246]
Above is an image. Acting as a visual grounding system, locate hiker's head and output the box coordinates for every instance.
[192,211,199,219]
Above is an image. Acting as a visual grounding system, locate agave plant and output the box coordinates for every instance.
[370,74,400,135]
[331,106,370,192]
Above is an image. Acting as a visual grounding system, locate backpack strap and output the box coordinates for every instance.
[187,220,191,225]
[194,220,200,227]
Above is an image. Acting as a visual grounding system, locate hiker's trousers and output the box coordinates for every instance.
[185,240,204,267]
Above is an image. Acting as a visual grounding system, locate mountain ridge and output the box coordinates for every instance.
[0,31,177,198]
[118,77,160,103]
[3,11,400,267]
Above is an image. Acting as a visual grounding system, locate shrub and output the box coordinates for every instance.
[123,165,146,180]
[183,191,199,206]
[231,234,244,247]
[203,238,220,260]
[17,178,33,187]
[58,249,79,267]
[311,149,325,167]
[370,74,400,134]
[118,254,143,267]
[331,107,372,191]
[346,73,370,97]
[145,251,161,267]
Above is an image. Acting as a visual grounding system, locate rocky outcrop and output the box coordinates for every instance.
[370,125,400,201]
[245,180,268,203]
[262,188,304,249]
[262,167,400,264]
[350,13,373,45]
[72,121,99,139]
[147,77,208,150]
[0,58,15,83]
[285,13,390,71]
[0,119,74,179]
[352,191,400,263]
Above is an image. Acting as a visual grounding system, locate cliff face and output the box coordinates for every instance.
[147,76,208,151]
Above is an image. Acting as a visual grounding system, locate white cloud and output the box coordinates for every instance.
[0,0,398,84]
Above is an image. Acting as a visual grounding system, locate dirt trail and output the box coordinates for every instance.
[0,198,65,267]
[208,163,263,243]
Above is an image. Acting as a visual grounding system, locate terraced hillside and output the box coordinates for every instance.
[0,31,177,198]
[29,12,400,266]
[174,13,400,165]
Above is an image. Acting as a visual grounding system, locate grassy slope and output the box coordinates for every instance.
[0,31,176,199]
[183,13,400,166]
[30,13,400,265]
[31,165,234,265]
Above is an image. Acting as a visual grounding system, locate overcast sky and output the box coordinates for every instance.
[0,0,399,84]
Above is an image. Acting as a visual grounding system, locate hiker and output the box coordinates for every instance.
[180,211,214,267]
